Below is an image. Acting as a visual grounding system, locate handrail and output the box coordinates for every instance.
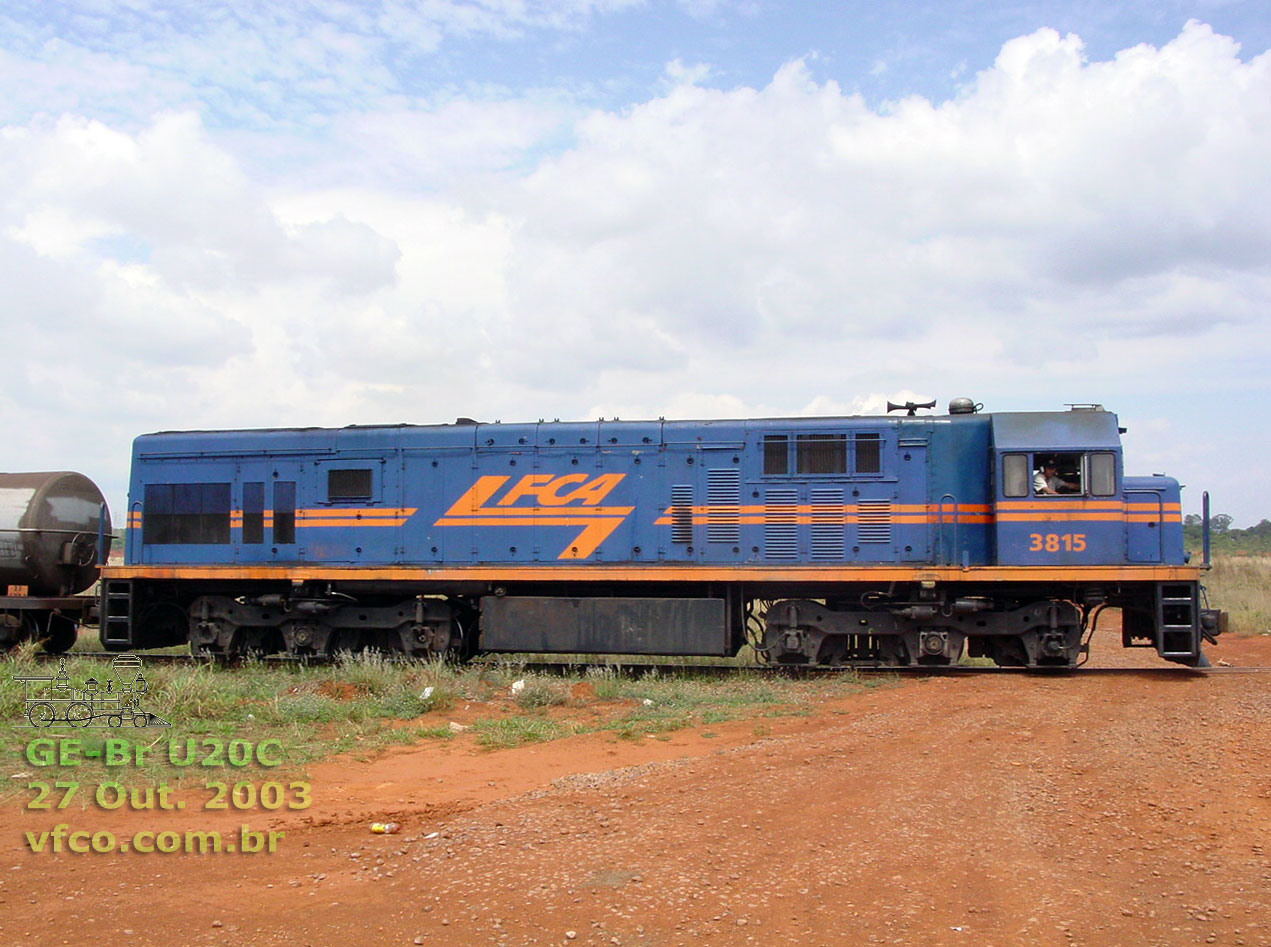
[1202,491,1211,569]
[97,503,107,568]
[126,500,143,563]
[938,493,959,566]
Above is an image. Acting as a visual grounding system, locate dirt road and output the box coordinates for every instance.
[4,634,1269,947]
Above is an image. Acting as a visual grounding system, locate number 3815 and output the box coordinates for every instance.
[1028,533,1087,552]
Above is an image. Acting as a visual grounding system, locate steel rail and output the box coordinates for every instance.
[22,652,1268,675]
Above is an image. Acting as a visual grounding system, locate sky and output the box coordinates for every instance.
[1,0,1268,526]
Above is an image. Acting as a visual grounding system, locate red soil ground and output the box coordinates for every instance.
[3,632,1269,947]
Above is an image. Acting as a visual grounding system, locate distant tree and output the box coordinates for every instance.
[1184,514,1202,527]
[1185,515,1271,557]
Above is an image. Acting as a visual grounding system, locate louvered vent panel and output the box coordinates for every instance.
[765,488,799,560]
[671,484,694,544]
[810,486,845,560]
[857,499,892,544]
[706,469,741,544]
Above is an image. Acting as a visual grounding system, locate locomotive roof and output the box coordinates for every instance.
[142,414,923,435]
[134,407,1118,450]
[990,409,1121,450]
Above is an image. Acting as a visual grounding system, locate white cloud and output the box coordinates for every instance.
[0,1,650,126]
[482,24,1269,406]
[0,20,1268,525]
[327,95,580,188]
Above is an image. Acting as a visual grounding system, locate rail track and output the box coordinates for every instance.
[24,651,1269,675]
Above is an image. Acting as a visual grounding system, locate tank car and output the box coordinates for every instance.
[98,401,1224,667]
[1,471,112,652]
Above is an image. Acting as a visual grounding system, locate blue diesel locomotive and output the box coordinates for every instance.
[98,400,1223,667]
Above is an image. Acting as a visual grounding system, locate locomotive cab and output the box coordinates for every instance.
[991,408,1134,566]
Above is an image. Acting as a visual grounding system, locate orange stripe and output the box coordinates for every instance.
[434,516,627,528]
[653,502,991,525]
[299,507,417,519]
[436,506,633,518]
[996,512,1127,522]
[658,503,990,514]
[130,508,416,520]
[1000,512,1182,523]
[296,519,412,528]
[103,563,1203,583]
[997,501,1124,511]
[653,514,996,526]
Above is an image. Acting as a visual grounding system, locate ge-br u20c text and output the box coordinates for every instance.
[25,738,285,768]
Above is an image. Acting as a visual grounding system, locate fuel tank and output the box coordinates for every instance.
[0,472,111,595]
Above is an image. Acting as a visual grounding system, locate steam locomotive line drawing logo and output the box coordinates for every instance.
[13,655,169,729]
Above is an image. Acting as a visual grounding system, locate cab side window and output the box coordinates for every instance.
[1033,453,1083,496]
[1088,452,1116,496]
[1008,452,1118,498]
[1003,454,1029,497]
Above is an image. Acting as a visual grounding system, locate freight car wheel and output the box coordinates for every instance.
[18,612,47,647]
[0,613,22,651]
[26,703,55,728]
[66,702,93,727]
[40,615,79,654]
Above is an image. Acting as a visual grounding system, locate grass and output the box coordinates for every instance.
[1,646,888,796]
[510,678,570,710]
[461,667,885,748]
[1,647,506,794]
[1203,556,1271,636]
[472,716,573,749]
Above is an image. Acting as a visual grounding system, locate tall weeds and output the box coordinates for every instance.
[1204,556,1271,635]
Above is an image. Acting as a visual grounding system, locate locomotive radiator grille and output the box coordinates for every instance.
[810,487,845,560]
[765,488,799,559]
[671,485,694,544]
[706,469,741,545]
[857,499,892,543]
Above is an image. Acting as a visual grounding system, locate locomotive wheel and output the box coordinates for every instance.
[66,702,93,727]
[108,715,123,728]
[26,703,55,728]
[132,714,149,728]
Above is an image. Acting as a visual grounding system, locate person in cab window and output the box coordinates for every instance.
[1034,458,1078,495]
